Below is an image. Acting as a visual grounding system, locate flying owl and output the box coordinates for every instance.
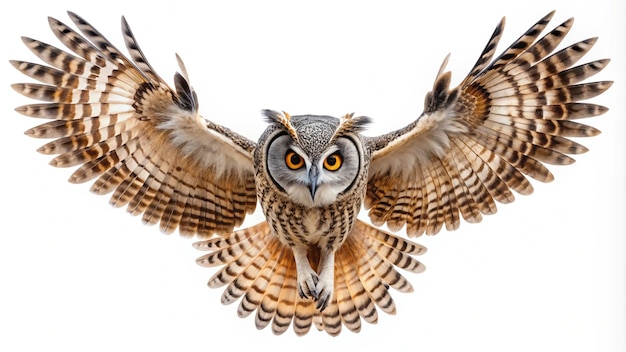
[11,11,611,336]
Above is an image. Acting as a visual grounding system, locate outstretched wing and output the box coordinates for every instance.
[12,12,258,238]
[365,11,611,237]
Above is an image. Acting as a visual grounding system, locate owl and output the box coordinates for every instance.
[11,11,611,336]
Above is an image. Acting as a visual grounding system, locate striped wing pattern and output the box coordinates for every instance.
[12,12,258,238]
[365,11,611,237]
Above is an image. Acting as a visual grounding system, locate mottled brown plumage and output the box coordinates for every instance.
[365,11,610,237]
[12,10,610,336]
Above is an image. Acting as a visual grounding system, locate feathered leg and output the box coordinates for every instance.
[293,246,320,300]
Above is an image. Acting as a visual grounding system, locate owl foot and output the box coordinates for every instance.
[294,247,320,300]
[293,247,335,311]
[314,249,335,311]
[295,271,333,311]
[297,271,320,300]
[314,275,333,311]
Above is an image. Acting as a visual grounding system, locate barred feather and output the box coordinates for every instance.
[193,220,425,336]
[12,12,258,238]
[366,11,611,236]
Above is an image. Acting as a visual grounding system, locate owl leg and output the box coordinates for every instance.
[314,248,334,311]
[293,246,320,300]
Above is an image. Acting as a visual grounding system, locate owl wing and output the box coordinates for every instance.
[364,11,611,237]
[12,12,258,238]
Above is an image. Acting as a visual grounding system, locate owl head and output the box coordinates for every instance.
[257,110,372,208]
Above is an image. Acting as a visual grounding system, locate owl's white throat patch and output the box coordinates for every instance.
[286,183,339,208]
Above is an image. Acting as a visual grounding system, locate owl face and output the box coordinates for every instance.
[263,115,363,208]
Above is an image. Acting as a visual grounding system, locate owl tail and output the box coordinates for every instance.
[193,220,426,336]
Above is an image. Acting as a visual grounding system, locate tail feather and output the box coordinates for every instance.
[254,250,288,329]
[352,226,410,313]
[364,227,427,273]
[237,239,283,318]
[194,224,268,298]
[271,255,297,335]
[337,243,379,325]
[334,258,362,333]
[316,296,342,335]
[217,242,269,304]
[194,220,426,336]
[293,298,315,336]
[194,225,265,267]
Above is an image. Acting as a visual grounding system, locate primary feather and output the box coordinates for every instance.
[13,12,258,238]
[366,11,611,237]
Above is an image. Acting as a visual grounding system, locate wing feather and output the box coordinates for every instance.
[365,11,611,236]
[13,12,257,238]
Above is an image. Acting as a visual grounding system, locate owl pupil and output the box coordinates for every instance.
[326,156,337,166]
[290,154,301,165]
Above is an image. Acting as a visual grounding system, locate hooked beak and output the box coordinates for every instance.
[308,165,319,200]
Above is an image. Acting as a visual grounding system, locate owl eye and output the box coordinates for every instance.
[285,151,305,170]
[323,153,343,171]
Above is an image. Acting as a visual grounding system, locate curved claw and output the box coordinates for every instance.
[316,289,331,311]
[298,272,319,300]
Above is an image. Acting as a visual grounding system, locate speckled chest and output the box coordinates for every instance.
[257,183,364,250]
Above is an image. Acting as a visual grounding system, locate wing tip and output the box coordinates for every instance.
[47,15,61,27]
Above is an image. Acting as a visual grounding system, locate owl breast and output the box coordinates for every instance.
[258,183,364,251]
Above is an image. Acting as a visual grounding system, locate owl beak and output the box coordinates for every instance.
[308,165,319,200]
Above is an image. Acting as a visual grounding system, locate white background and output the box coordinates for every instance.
[0,1,623,351]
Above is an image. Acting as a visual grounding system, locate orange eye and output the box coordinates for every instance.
[323,153,342,171]
[285,151,305,170]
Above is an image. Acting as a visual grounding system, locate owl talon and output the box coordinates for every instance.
[313,250,335,312]
[313,275,333,311]
[316,290,331,311]
[297,288,307,299]
[298,272,320,300]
